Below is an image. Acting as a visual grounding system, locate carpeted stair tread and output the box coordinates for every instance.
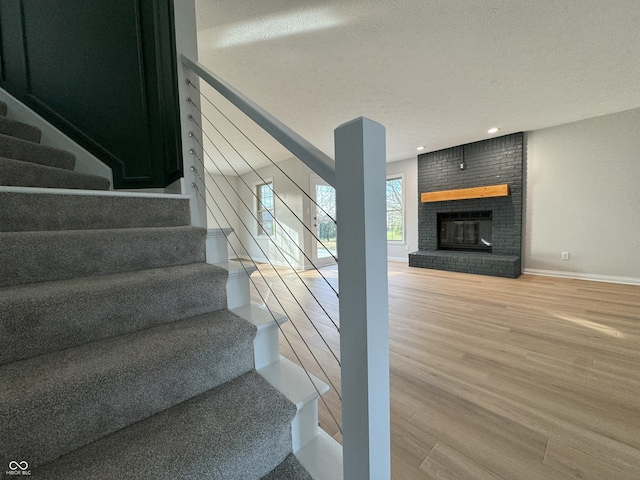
[0,156,110,190]
[0,226,207,288]
[0,263,229,365]
[33,370,297,479]
[0,190,191,231]
[262,454,314,480]
[0,310,257,469]
[0,132,75,170]
[0,94,312,480]
[0,116,41,142]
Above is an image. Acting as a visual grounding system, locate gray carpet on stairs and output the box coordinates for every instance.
[0,190,192,231]
[0,156,110,189]
[0,96,313,480]
[0,263,229,365]
[0,311,257,468]
[262,454,314,480]
[0,226,207,288]
[0,132,76,170]
[33,371,297,480]
[0,116,41,142]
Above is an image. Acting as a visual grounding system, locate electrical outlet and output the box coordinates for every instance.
[561,251,570,260]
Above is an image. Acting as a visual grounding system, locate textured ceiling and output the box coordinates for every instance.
[195,0,640,171]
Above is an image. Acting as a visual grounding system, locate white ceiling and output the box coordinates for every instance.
[195,0,640,171]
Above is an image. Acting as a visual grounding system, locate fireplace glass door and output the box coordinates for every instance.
[438,211,492,252]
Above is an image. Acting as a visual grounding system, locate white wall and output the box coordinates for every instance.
[524,108,640,282]
[386,157,418,261]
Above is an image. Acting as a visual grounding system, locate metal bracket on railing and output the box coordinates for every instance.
[188,131,194,138]
[189,148,196,156]
[186,97,194,106]
[190,166,204,184]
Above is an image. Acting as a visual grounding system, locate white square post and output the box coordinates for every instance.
[335,117,390,480]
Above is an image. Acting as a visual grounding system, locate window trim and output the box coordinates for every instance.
[255,178,275,237]
[386,174,404,244]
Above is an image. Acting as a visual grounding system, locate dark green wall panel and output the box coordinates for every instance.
[0,0,182,188]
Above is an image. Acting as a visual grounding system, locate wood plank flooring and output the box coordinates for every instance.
[248,261,640,479]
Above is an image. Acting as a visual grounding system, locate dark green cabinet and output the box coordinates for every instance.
[0,0,182,188]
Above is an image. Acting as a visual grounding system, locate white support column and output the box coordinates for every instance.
[335,117,390,480]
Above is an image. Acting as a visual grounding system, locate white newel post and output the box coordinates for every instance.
[335,117,390,480]
[173,0,206,228]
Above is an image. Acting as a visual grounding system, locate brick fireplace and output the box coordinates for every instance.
[409,133,523,278]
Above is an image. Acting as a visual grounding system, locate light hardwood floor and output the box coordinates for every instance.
[248,261,640,480]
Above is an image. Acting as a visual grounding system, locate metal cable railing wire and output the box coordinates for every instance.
[189,175,342,434]
[186,97,339,268]
[187,113,338,294]
[187,79,337,225]
[183,75,347,434]
[186,95,339,267]
[187,125,341,337]
[187,139,341,369]
[193,145,340,364]
[188,110,339,300]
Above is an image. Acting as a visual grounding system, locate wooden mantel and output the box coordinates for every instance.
[421,184,510,203]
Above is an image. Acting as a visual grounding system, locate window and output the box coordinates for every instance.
[257,181,275,236]
[386,176,403,242]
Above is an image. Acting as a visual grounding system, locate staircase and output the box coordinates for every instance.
[0,99,315,479]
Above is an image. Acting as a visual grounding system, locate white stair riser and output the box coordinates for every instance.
[254,326,280,370]
[292,400,320,452]
[205,228,232,264]
[205,227,244,308]
[226,272,251,309]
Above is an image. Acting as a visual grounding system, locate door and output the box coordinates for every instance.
[311,175,337,267]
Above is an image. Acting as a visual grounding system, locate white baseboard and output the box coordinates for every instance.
[524,268,640,286]
[388,256,408,262]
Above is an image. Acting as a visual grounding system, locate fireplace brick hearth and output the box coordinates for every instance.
[409,133,523,278]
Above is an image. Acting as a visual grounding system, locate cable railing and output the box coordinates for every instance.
[187,146,343,433]
[186,106,339,298]
[180,54,390,480]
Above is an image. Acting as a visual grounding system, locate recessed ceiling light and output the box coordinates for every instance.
[488,127,500,134]
[417,146,425,151]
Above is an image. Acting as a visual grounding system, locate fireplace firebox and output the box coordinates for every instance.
[438,211,492,253]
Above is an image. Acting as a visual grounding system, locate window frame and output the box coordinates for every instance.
[386,174,404,244]
[255,178,275,237]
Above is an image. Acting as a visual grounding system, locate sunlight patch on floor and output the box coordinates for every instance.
[554,313,624,338]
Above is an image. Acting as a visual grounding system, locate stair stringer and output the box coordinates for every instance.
[206,228,344,479]
[0,89,112,183]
